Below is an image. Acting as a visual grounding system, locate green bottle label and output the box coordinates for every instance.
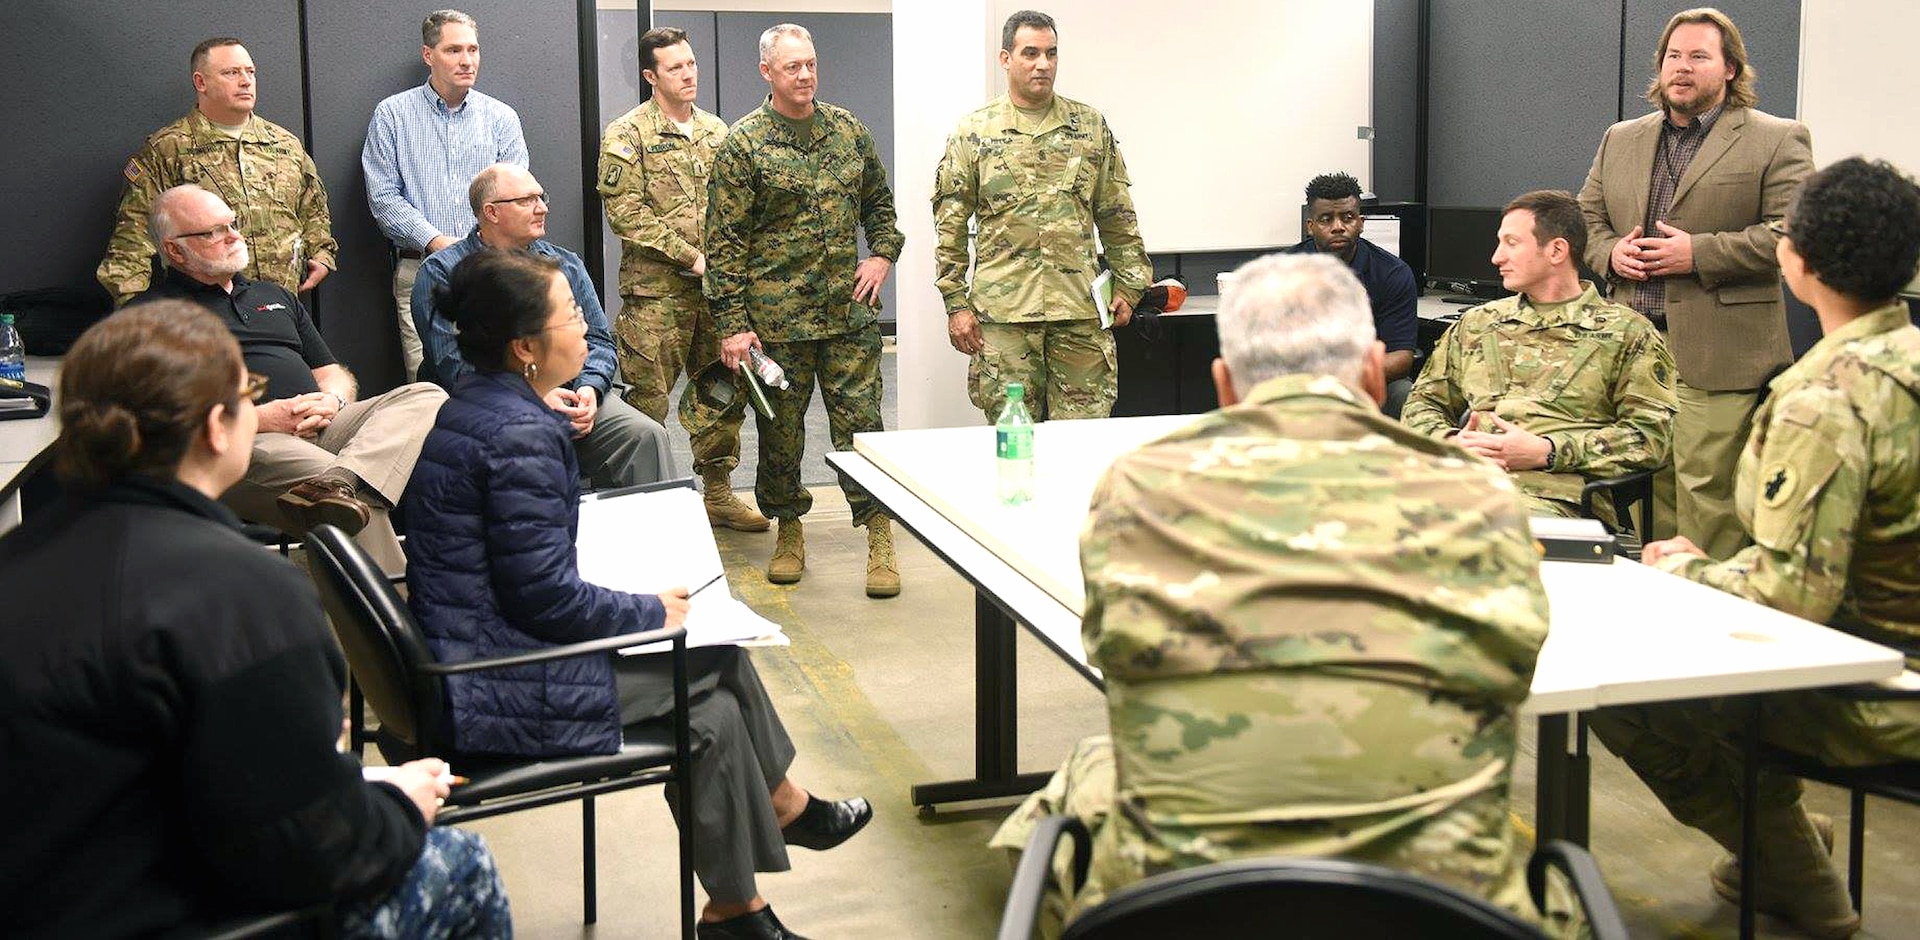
[997,426,1033,460]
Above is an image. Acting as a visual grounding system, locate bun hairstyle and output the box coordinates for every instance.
[434,248,565,372]
[56,301,245,489]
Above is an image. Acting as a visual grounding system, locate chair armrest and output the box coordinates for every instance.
[420,626,688,675]
[996,815,1090,940]
[1528,840,1630,940]
[1577,470,1653,515]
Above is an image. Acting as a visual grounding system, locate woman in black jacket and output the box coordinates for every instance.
[0,301,511,938]
[404,250,869,940]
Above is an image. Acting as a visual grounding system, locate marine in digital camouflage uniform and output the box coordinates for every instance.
[991,254,1552,935]
[599,29,766,532]
[1587,157,1920,939]
[935,13,1151,422]
[1403,191,1676,525]
[705,24,903,592]
[99,41,334,306]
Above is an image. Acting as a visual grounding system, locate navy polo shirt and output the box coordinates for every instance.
[134,269,335,402]
[1282,236,1419,354]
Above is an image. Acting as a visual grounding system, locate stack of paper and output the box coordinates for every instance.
[575,486,787,654]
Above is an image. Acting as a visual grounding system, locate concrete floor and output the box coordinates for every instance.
[430,347,1920,938]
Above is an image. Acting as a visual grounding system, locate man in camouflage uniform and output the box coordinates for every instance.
[934,10,1152,422]
[990,254,1551,934]
[1590,158,1920,940]
[705,24,904,597]
[1403,190,1677,522]
[99,38,334,306]
[600,27,766,533]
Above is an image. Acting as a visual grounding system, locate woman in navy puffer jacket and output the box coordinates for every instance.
[403,249,871,940]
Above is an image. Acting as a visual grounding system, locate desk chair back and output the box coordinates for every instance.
[304,525,447,761]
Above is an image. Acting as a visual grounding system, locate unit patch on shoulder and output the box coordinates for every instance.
[603,164,623,188]
[1760,463,1798,508]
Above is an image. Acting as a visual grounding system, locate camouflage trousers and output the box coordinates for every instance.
[336,827,512,938]
[969,319,1116,421]
[617,292,746,475]
[1590,692,1920,903]
[990,673,1542,937]
[754,327,883,526]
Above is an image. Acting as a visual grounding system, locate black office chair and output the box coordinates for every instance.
[1579,470,1654,556]
[1737,681,1920,926]
[998,816,1631,940]
[187,904,333,940]
[302,524,695,937]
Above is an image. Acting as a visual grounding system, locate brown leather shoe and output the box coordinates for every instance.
[276,476,372,536]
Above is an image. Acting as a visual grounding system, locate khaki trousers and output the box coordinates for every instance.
[393,257,424,382]
[1674,381,1762,560]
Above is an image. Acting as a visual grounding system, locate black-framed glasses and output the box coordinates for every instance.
[1765,218,1790,236]
[172,221,242,243]
[488,192,548,209]
[243,372,269,403]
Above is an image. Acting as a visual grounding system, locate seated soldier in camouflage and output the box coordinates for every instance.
[991,253,1552,932]
[1591,157,1920,940]
[1403,190,1677,520]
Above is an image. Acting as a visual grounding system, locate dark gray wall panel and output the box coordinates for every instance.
[0,1,304,296]
[1428,1,1622,207]
[1372,0,1420,202]
[304,0,585,391]
[1621,0,1799,121]
[712,13,896,320]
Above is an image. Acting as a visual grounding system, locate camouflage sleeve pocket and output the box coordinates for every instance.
[1748,401,1845,553]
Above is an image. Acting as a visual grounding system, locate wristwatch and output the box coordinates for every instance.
[1543,436,1558,471]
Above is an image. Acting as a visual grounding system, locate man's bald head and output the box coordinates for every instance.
[469,163,548,248]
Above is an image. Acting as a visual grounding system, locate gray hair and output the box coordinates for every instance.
[467,163,518,217]
[423,9,477,47]
[759,23,812,63]
[1216,254,1376,394]
[148,184,214,270]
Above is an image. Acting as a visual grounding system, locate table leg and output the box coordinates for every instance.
[1739,696,1761,940]
[911,591,1052,809]
[1536,713,1570,845]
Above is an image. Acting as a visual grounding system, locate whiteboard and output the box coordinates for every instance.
[1798,0,1920,295]
[989,0,1374,253]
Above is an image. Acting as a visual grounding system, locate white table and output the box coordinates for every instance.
[0,357,60,534]
[828,416,1903,843]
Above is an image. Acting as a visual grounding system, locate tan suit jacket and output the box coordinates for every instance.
[1578,107,1813,390]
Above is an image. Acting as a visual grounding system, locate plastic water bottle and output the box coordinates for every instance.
[747,347,790,390]
[996,383,1035,505]
[0,314,24,383]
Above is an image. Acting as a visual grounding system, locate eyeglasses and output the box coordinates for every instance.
[1765,218,1791,236]
[488,192,548,209]
[171,221,242,243]
[243,372,269,403]
[542,304,586,332]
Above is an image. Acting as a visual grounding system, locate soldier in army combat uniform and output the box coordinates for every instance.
[99,38,334,306]
[1591,157,1920,940]
[600,27,767,533]
[1403,190,1677,522]
[705,24,905,597]
[934,10,1152,422]
[991,254,1552,933]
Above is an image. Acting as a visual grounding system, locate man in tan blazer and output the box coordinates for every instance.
[1578,7,1812,560]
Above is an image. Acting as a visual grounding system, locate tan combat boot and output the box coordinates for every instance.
[702,467,770,531]
[767,518,805,584]
[1709,809,1859,939]
[865,517,900,598]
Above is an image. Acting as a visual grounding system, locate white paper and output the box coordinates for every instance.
[1090,269,1114,328]
[1362,215,1402,258]
[575,487,787,653]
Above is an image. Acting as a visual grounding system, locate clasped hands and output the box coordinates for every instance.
[544,386,599,439]
[1609,221,1695,281]
[257,391,342,439]
[1453,412,1553,472]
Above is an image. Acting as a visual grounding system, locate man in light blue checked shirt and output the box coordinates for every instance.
[362,9,527,379]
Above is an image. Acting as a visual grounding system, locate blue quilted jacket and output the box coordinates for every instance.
[403,370,664,756]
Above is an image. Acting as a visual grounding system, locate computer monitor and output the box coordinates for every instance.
[1424,206,1510,301]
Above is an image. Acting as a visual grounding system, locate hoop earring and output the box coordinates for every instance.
[523,360,539,380]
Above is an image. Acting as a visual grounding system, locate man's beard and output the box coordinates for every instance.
[186,241,250,280]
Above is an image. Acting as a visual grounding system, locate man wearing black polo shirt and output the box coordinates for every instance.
[134,184,444,573]
[1282,172,1419,416]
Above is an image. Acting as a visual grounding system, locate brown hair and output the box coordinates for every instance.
[1503,190,1588,260]
[56,301,245,489]
[189,37,244,75]
[639,26,689,74]
[1645,8,1758,111]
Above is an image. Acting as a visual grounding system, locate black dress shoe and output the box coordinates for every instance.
[696,906,809,940]
[780,795,873,851]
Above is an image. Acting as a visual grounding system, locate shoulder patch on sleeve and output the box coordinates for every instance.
[609,140,637,161]
[123,159,143,182]
[602,164,623,188]
[1758,463,1798,508]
